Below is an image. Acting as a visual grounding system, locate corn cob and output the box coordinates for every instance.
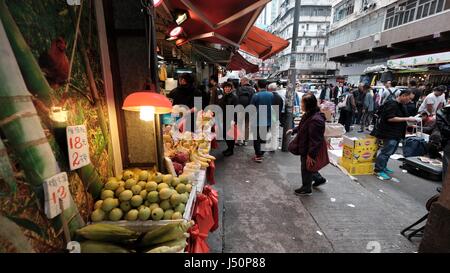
[147,245,185,253]
[140,221,193,247]
[80,241,130,253]
[76,224,139,243]
[145,236,188,252]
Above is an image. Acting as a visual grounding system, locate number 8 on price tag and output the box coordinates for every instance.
[43,172,72,219]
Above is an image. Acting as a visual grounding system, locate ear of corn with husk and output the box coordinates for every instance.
[76,223,139,243]
[140,220,193,247]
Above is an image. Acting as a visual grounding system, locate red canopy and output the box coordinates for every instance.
[227,52,259,73]
[240,26,290,60]
[165,0,269,47]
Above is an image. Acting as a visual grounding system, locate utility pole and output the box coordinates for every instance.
[282,0,301,151]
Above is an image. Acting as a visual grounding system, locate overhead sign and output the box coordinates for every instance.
[388,51,450,67]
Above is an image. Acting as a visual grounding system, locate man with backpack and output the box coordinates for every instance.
[380,80,398,105]
[236,77,256,146]
[373,89,419,180]
[337,88,356,132]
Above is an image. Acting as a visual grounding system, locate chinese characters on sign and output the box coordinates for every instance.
[66,125,91,170]
[43,172,71,219]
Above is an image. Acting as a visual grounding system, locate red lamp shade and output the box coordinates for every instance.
[169,26,183,37]
[122,91,172,114]
[153,0,163,7]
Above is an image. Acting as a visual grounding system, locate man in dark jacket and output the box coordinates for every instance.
[236,77,256,145]
[209,75,223,106]
[436,105,450,180]
[168,73,203,131]
[374,89,418,180]
[219,82,239,156]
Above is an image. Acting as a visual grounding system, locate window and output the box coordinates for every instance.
[305,38,311,46]
[384,0,446,30]
[306,24,309,30]
[333,0,355,22]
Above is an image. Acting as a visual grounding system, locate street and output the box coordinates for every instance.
[207,141,441,253]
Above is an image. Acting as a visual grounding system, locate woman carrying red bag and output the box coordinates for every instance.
[288,93,329,196]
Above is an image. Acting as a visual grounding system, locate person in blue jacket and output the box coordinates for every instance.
[250,79,274,163]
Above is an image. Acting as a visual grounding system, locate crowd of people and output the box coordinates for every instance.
[167,72,450,195]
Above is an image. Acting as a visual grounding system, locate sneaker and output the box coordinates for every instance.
[313,179,327,188]
[222,150,234,157]
[294,187,312,196]
[243,141,248,146]
[377,171,392,180]
[252,155,263,163]
[385,168,394,175]
[358,130,364,133]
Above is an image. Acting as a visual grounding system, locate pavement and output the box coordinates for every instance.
[206,140,442,253]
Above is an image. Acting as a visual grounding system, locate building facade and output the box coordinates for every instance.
[267,0,337,82]
[256,0,281,28]
[327,0,450,84]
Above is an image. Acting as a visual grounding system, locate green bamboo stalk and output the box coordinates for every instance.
[0,0,104,199]
[0,0,51,105]
[0,18,84,234]
[0,137,17,195]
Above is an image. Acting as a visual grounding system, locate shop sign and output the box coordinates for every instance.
[388,51,450,67]
[43,172,71,219]
[66,125,91,170]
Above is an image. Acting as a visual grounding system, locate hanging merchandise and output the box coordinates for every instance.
[159,63,167,81]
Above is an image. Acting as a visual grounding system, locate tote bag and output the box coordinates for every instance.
[307,140,329,172]
[288,132,301,156]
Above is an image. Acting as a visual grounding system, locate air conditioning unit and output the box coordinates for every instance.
[373,32,381,43]
[395,6,406,12]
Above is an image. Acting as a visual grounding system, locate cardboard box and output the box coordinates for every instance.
[342,144,377,163]
[339,159,374,176]
[343,134,377,149]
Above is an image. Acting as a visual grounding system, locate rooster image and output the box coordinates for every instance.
[39,37,69,89]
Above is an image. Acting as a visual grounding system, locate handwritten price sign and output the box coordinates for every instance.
[66,125,91,170]
[43,172,71,219]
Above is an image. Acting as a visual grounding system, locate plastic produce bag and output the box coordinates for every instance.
[203,185,219,232]
[207,160,216,185]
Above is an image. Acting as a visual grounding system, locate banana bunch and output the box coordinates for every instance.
[190,151,209,169]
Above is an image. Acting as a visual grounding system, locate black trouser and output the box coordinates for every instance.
[223,123,235,152]
[253,126,270,157]
[301,155,325,190]
[338,109,353,132]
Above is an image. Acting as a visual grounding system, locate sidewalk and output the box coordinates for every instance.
[207,142,440,253]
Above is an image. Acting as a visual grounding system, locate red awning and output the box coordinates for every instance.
[164,0,268,47]
[227,52,259,73]
[240,26,290,60]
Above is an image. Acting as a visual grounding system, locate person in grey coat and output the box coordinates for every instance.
[359,84,374,132]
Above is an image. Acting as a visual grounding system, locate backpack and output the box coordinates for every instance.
[237,86,253,107]
[381,88,396,105]
[337,93,348,109]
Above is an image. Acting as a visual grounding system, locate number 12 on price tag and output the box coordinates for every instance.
[66,125,91,170]
[43,172,72,219]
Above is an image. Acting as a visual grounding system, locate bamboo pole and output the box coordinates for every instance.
[0,18,84,234]
[0,0,51,105]
[0,137,17,195]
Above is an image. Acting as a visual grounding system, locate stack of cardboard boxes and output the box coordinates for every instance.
[339,135,378,175]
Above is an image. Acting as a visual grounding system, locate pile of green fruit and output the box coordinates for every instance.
[91,169,194,222]
[75,222,193,253]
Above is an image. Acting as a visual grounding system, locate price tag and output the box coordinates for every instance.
[43,172,71,219]
[66,125,91,170]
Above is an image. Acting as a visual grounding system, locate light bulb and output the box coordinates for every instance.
[140,106,155,121]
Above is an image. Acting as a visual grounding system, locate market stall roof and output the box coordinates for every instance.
[163,0,269,47]
[191,44,232,65]
[227,52,259,73]
[239,26,290,60]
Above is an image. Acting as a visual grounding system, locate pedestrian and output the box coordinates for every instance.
[288,93,327,196]
[263,83,283,152]
[354,83,367,125]
[250,79,274,163]
[236,77,256,146]
[373,89,418,180]
[436,105,450,180]
[418,85,446,115]
[359,84,374,132]
[218,82,239,157]
[209,75,223,106]
[337,86,356,132]
[408,79,421,106]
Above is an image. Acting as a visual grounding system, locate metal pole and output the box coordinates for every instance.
[282,0,301,152]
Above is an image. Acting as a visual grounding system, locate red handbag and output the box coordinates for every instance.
[307,140,329,172]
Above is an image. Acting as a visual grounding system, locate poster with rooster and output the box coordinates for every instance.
[0,0,112,252]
